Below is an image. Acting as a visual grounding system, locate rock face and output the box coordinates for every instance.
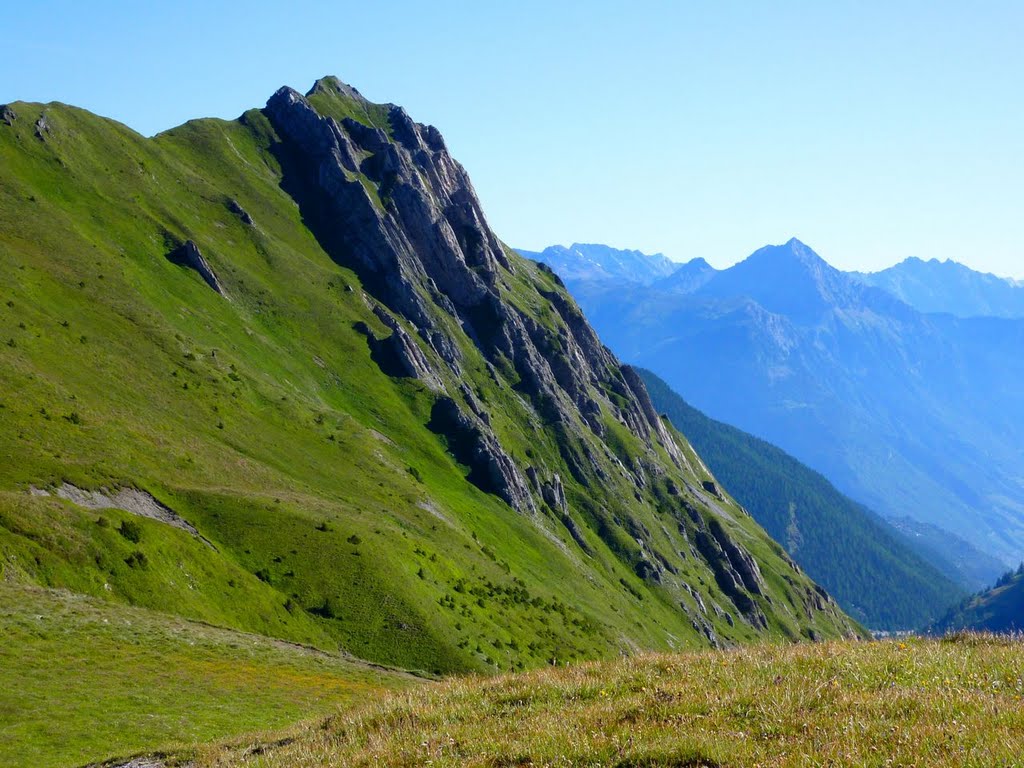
[261,77,683,493]
[227,198,254,226]
[428,396,535,512]
[34,113,49,140]
[252,77,859,643]
[0,105,16,126]
[167,240,226,295]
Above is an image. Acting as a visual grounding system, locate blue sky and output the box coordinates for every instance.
[3,1,1022,275]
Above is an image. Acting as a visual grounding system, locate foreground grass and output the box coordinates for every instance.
[0,585,417,768]
[197,636,1024,767]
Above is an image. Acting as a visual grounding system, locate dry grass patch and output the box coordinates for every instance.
[197,635,1024,767]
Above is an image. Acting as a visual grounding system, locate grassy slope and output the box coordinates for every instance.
[196,634,1024,767]
[639,368,964,629]
[1,91,861,765]
[0,584,415,768]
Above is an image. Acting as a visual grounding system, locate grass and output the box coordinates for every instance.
[0,583,417,768]
[195,635,1024,767]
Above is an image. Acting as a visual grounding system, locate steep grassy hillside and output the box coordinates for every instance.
[639,369,964,629]
[0,80,861,762]
[189,634,1024,767]
[0,584,415,768]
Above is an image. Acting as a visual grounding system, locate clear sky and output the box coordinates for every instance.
[3,1,1022,276]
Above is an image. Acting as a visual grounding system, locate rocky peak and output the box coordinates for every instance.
[307,75,368,103]
[696,238,861,322]
[523,242,678,286]
[261,78,685,512]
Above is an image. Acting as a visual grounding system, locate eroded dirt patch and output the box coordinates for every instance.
[32,483,215,549]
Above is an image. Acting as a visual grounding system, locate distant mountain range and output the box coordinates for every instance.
[519,240,1024,580]
[852,257,1024,318]
[639,368,963,628]
[518,243,678,285]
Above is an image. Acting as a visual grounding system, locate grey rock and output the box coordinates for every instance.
[359,306,443,391]
[166,240,226,295]
[701,480,722,499]
[559,511,593,555]
[694,521,766,627]
[540,473,567,513]
[428,396,534,513]
[1,104,15,126]
[709,517,764,595]
[34,113,49,139]
[227,198,254,226]
[36,483,214,549]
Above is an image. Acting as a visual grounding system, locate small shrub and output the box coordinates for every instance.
[346,534,362,545]
[118,519,142,543]
[407,466,423,483]
[124,551,148,569]
[95,516,110,528]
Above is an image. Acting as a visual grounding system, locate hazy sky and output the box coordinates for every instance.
[3,1,1022,276]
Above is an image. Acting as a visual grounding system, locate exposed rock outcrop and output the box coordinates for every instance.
[355,306,443,391]
[541,473,567,513]
[427,396,535,513]
[31,483,214,548]
[227,198,254,226]
[34,113,50,140]
[167,240,226,295]
[1,105,15,126]
[262,80,667,463]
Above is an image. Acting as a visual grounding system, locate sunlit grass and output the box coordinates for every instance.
[0,585,416,768]
[197,635,1024,767]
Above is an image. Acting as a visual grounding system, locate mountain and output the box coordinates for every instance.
[0,76,860,695]
[518,243,678,285]
[659,256,718,293]
[930,565,1024,634]
[885,516,1006,593]
[534,238,1024,580]
[638,368,964,628]
[853,256,1024,318]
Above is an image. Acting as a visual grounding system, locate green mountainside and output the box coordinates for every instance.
[930,565,1024,634]
[638,369,964,629]
[0,72,860,734]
